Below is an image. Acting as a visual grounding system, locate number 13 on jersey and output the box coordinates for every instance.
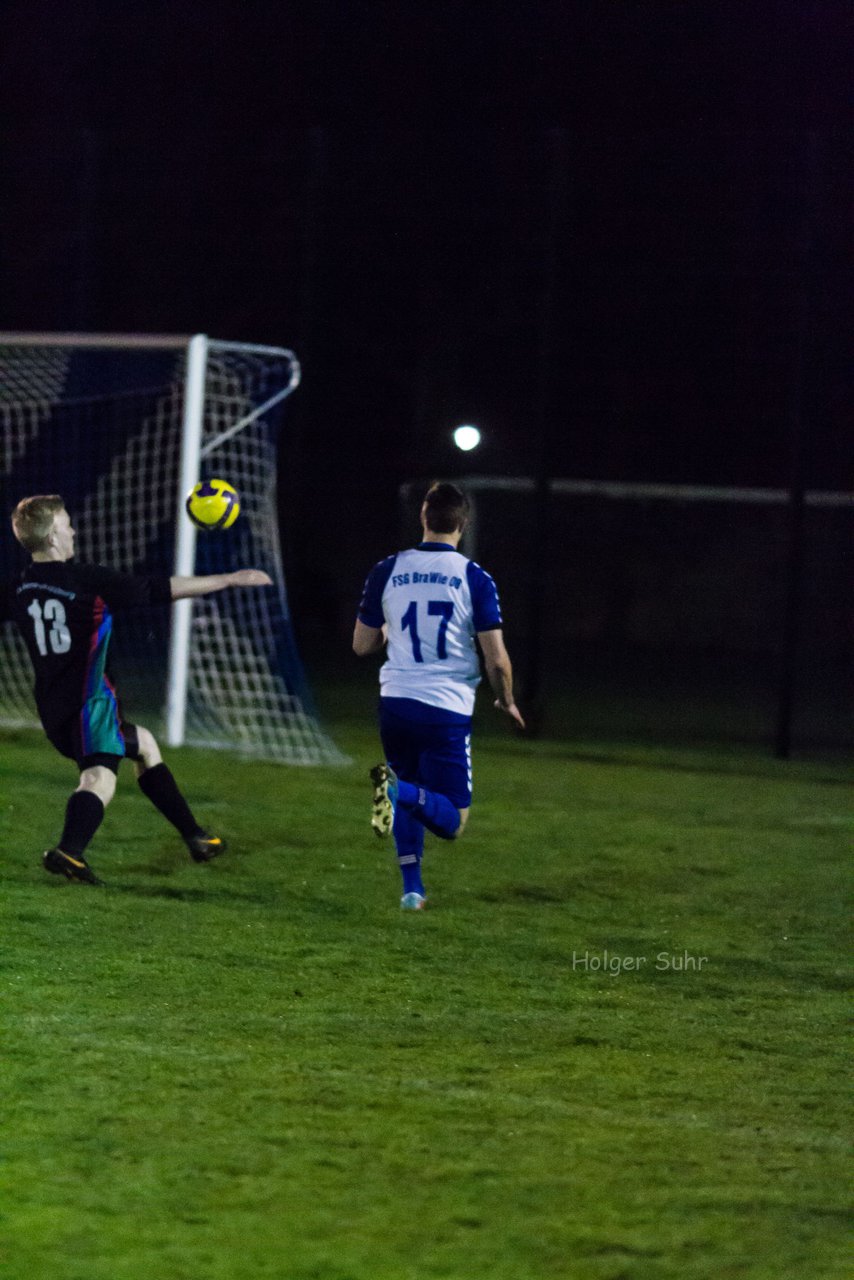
[27,598,72,655]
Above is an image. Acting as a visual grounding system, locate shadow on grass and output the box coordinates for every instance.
[478,735,853,786]
[107,880,275,906]
[477,882,566,904]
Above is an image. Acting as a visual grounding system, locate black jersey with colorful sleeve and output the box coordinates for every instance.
[7,561,172,727]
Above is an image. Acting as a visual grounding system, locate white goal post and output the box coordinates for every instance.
[0,332,345,765]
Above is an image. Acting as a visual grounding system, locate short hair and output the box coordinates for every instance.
[422,482,469,535]
[11,495,66,552]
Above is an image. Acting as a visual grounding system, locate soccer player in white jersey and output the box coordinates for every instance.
[353,482,525,909]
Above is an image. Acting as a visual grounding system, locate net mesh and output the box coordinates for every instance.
[0,336,345,765]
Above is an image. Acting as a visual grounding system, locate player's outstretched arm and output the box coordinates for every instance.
[477,628,526,729]
[170,569,273,600]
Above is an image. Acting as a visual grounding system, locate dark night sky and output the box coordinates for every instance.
[1,1,850,502]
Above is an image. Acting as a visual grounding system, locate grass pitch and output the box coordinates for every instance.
[1,717,850,1280]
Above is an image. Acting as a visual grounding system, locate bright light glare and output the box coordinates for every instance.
[453,424,481,452]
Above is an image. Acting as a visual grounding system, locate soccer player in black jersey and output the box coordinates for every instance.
[2,494,272,885]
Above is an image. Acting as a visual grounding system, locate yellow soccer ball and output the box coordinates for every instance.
[185,478,240,531]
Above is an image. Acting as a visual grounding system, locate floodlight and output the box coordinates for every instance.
[453,424,481,452]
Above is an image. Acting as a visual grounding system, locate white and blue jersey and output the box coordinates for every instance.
[358,542,503,718]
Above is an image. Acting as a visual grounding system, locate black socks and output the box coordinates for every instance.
[137,763,203,840]
[56,765,202,863]
[59,790,105,857]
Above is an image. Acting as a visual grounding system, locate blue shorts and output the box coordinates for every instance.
[379,699,473,809]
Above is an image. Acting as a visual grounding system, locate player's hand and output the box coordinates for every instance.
[495,699,526,730]
[230,569,273,588]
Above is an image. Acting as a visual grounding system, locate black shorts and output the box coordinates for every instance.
[41,706,140,773]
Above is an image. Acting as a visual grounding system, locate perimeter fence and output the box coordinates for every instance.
[400,477,852,754]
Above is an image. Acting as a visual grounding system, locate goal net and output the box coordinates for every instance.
[0,333,346,765]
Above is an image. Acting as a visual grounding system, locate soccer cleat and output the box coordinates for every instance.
[186,833,228,863]
[370,763,398,837]
[400,891,427,910]
[42,847,103,886]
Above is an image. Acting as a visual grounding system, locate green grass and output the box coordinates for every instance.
[0,716,851,1280]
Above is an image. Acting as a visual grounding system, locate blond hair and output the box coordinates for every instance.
[11,495,66,553]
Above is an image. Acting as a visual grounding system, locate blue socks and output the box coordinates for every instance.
[396,779,461,840]
[393,806,425,895]
[389,774,462,898]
